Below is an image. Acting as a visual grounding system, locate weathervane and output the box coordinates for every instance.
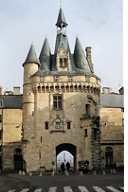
[60,0,62,8]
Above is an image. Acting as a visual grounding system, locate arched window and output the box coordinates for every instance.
[14,148,23,171]
[105,147,113,168]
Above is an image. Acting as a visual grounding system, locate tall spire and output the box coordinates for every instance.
[56,8,68,28]
[74,37,91,72]
[23,44,40,66]
[39,38,51,71]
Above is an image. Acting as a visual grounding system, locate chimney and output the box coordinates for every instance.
[0,86,2,95]
[85,47,94,73]
[102,87,110,94]
[13,87,20,95]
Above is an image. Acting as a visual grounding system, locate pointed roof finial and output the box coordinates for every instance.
[60,0,62,8]
[56,7,68,28]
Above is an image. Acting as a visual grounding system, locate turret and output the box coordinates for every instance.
[22,44,40,140]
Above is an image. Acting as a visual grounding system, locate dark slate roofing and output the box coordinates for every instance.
[39,38,51,71]
[0,96,22,109]
[100,95,124,108]
[23,44,40,66]
[32,8,96,77]
[54,33,70,54]
[56,8,68,28]
[74,37,91,72]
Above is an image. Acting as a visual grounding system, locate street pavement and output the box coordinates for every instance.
[0,172,124,192]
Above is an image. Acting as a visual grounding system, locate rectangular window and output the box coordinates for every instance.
[39,152,41,159]
[64,58,68,66]
[122,119,124,127]
[84,129,87,137]
[0,131,2,140]
[121,108,124,112]
[86,104,90,116]
[45,122,49,129]
[53,95,62,110]
[56,122,60,129]
[67,122,71,129]
[0,115,2,123]
[40,136,42,143]
[59,58,63,67]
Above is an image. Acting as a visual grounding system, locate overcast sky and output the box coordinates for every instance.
[0,0,122,93]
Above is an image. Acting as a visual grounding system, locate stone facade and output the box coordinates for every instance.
[0,8,124,173]
[99,95,124,168]
[22,74,100,172]
[0,95,23,171]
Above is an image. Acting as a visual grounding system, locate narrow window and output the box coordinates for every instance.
[86,104,90,116]
[0,130,2,140]
[67,122,71,129]
[45,122,49,129]
[84,129,87,137]
[122,119,124,127]
[40,136,42,143]
[0,115,2,123]
[39,152,41,159]
[59,58,63,67]
[64,58,67,66]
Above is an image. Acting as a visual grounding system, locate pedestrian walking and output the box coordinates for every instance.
[66,161,70,171]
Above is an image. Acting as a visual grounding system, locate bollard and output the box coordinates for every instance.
[80,171,83,176]
[39,171,42,176]
[65,170,69,176]
[113,169,116,174]
[22,171,26,176]
[19,170,22,175]
[93,170,97,175]
[110,169,113,174]
[51,170,55,176]
[29,172,32,176]
[103,169,106,175]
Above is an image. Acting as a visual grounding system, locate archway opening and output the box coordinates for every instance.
[57,150,74,172]
[56,143,76,172]
[14,148,23,171]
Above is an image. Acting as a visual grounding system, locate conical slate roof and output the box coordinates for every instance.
[56,8,68,28]
[74,37,91,72]
[54,33,70,54]
[23,44,40,65]
[39,38,51,71]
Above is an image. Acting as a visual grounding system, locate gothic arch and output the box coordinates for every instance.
[14,148,23,171]
[105,146,113,168]
[56,143,77,170]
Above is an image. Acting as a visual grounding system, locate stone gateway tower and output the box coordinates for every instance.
[22,8,101,173]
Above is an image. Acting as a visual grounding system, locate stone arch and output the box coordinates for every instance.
[105,146,113,168]
[14,148,23,171]
[56,143,77,171]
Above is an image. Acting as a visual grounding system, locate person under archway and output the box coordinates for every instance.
[66,161,70,172]
[61,162,65,172]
